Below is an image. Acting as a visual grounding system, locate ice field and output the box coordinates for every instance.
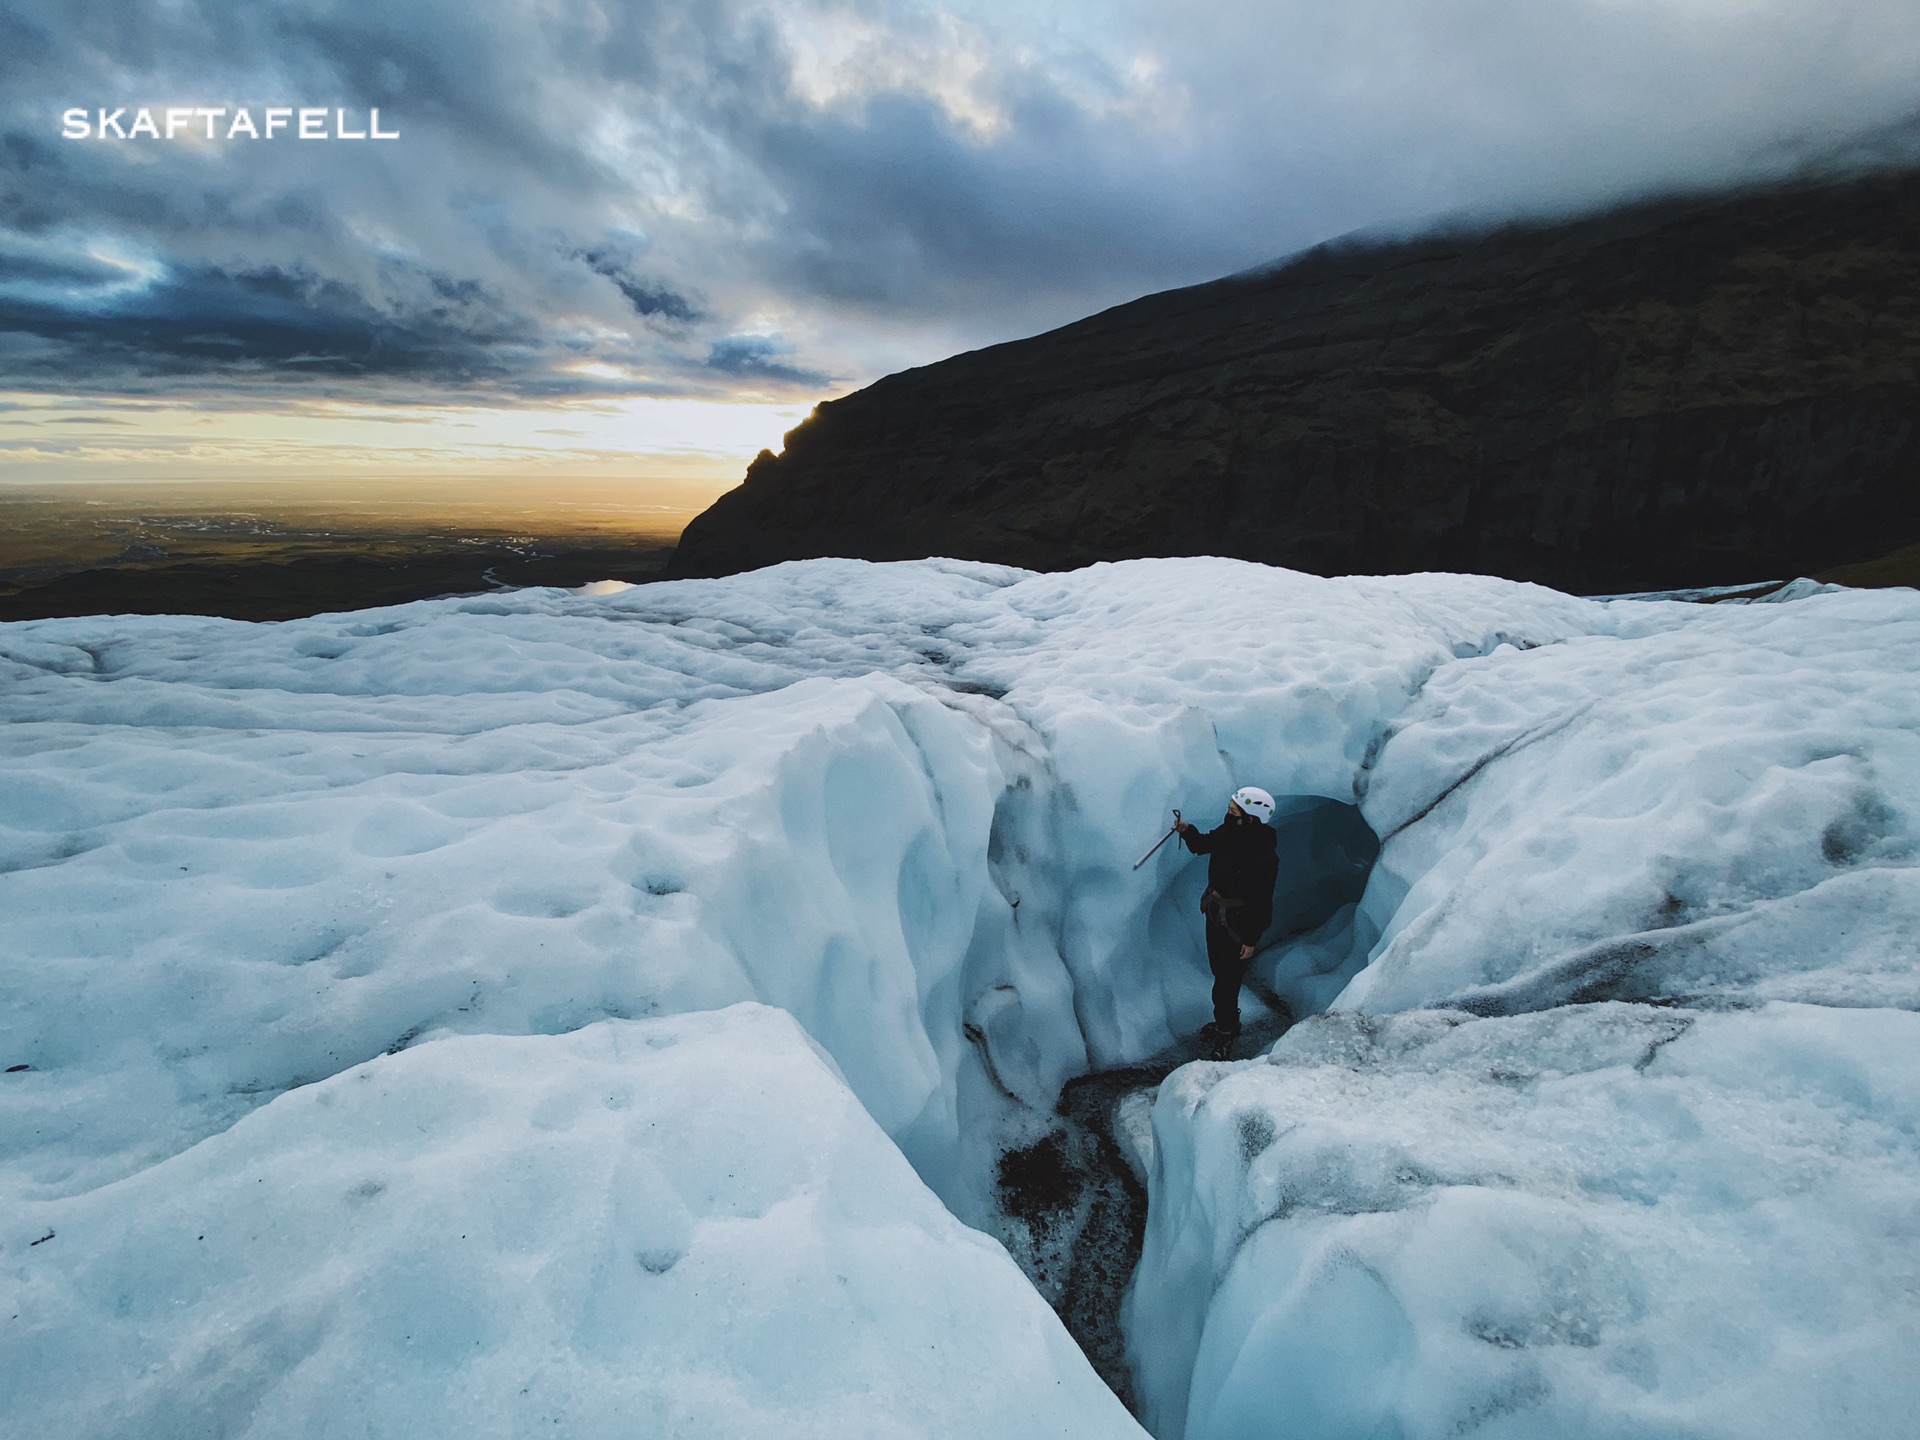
[5,1004,1138,1439]
[3,556,1917,1437]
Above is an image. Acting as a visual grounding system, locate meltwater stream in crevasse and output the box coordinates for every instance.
[3,557,1918,1439]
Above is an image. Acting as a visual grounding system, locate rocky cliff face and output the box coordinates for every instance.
[669,169,1920,592]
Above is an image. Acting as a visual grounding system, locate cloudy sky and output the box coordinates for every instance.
[3,0,1918,492]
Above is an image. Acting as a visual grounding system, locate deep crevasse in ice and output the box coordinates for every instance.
[0,559,1595,1212]
[1126,581,1920,1440]
[3,557,1916,1437]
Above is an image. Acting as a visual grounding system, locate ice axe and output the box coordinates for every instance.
[1132,809,1182,871]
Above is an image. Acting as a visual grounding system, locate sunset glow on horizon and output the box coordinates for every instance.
[0,390,822,499]
[7,0,1918,544]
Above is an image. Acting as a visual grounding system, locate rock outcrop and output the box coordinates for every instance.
[669,168,1920,592]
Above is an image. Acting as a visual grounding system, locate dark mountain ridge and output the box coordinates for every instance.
[669,167,1920,592]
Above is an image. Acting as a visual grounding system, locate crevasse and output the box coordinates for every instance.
[5,558,1918,1439]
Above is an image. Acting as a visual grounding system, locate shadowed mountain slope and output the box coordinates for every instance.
[670,168,1920,592]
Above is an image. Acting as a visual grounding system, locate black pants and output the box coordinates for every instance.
[1205,916,1249,1033]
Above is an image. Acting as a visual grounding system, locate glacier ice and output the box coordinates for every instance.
[4,1004,1142,1438]
[1122,581,1920,1439]
[3,557,1916,1437]
[1127,1002,1920,1440]
[1346,584,1920,1016]
[0,559,1593,1211]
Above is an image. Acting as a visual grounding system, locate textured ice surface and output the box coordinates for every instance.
[1128,1002,1920,1440]
[1348,585,1920,1017]
[4,558,1917,1438]
[4,1004,1142,1439]
[1121,582,1920,1439]
[0,560,1596,1208]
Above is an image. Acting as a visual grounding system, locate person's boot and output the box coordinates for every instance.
[1208,1023,1240,1061]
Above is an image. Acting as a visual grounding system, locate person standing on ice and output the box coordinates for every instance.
[1175,787,1279,1060]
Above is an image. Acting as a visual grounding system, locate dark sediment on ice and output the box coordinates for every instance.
[672,166,1920,594]
[994,1010,1292,1414]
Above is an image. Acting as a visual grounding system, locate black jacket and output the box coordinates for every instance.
[1182,815,1279,944]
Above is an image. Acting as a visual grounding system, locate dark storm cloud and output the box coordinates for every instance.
[0,0,746,399]
[706,334,829,386]
[0,231,135,291]
[0,262,531,385]
[580,244,703,323]
[1,0,1917,403]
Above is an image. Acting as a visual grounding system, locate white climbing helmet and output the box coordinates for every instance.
[1230,786,1276,823]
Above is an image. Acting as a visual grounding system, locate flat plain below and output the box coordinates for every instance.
[0,481,696,621]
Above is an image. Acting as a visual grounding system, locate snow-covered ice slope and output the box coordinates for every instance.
[4,1003,1142,1439]
[1347,585,1920,1016]
[4,557,1917,1437]
[0,560,1593,1210]
[1127,582,1920,1439]
[1130,1002,1920,1440]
